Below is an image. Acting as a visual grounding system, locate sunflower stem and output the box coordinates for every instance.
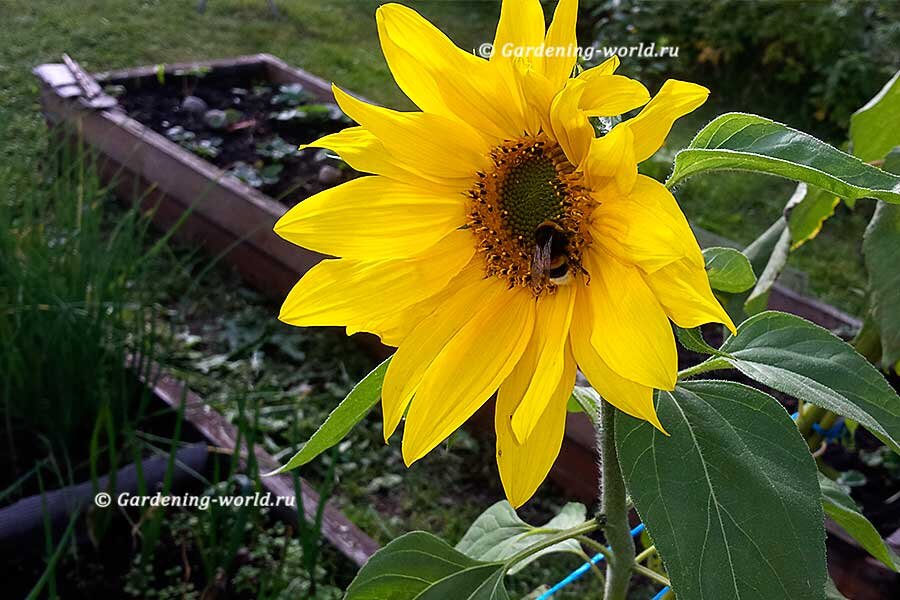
[599,400,634,600]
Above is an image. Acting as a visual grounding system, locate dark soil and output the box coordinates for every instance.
[117,69,356,206]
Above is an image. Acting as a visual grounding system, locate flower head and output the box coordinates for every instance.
[275,0,735,507]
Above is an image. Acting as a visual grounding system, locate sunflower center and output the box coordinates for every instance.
[467,136,596,295]
[497,153,563,246]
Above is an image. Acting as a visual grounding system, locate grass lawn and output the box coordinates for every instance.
[1,0,870,314]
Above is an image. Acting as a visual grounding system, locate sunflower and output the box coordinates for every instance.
[275,0,735,507]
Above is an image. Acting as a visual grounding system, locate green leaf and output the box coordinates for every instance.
[702,247,756,293]
[345,531,508,600]
[850,70,900,163]
[819,472,899,571]
[268,357,390,475]
[785,183,840,250]
[617,380,826,600]
[667,113,900,204]
[863,149,900,373]
[718,217,788,323]
[674,326,723,356]
[744,217,789,275]
[864,200,900,373]
[718,311,900,453]
[455,501,586,575]
[568,386,600,422]
[744,223,791,315]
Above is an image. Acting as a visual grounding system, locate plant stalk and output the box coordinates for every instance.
[599,400,635,600]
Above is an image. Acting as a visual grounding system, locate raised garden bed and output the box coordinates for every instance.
[3,363,375,598]
[33,53,896,596]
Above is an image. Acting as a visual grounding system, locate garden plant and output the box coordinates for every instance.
[271,1,900,598]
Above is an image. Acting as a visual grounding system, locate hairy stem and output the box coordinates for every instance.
[599,400,635,600]
[633,563,671,587]
[676,356,730,380]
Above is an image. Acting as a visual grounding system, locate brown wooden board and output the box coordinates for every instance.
[147,364,380,567]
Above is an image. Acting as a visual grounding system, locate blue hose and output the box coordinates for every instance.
[537,524,646,599]
[791,411,845,441]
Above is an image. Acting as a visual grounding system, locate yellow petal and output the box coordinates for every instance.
[401,288,536,465]
[332,85,490,184]
[579,74,650,117]
[541,0,579,88]
[489,0,546,135]
[376,3,526,140]
[582,123,636,195]
[591,174,703,272]
[279,229,474,335]
[303,127,459,190]
[550,79,593,166]
[627,79,710,162]
[570,293,665,431]
[381,267,503,439]
[582,248,677,390]
[492,0,545,64]
[274,176,466,259]
[643,257,737,334]
[496,346,576,507]
[521,66,558,135]
[510,283,576,443]
[347,257,477,347]
[577,55,620,78]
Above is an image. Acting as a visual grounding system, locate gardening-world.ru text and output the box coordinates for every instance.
[94,491,297,511]
[475,42,680,61]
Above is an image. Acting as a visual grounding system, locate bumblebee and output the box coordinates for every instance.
[532,220,571,284]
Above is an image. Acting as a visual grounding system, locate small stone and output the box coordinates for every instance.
[181,95,208,114]
[317,165,343,186]
[203,109,228,130]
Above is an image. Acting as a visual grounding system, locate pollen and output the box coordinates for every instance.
[467,136,596,295]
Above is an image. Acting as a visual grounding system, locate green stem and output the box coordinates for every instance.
[575,548,607,586]
[575,535,614,562]
[677,356,730,380]
[634,544,657,564]
[854,314,882,365]
[504,520,601,568]
[633,564,671,587]
[599,400,634,600]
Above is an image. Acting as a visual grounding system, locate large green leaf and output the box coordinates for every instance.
[702,247,756,293]
[270,357,390,474]
[456,501,586,575]
[862,149,900,373]
[617,380,825,600]
[819,473,899,571]
[717,312,900,452]
[345,531,508,600]
[667,113,900,204]
[850,70,900,163]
